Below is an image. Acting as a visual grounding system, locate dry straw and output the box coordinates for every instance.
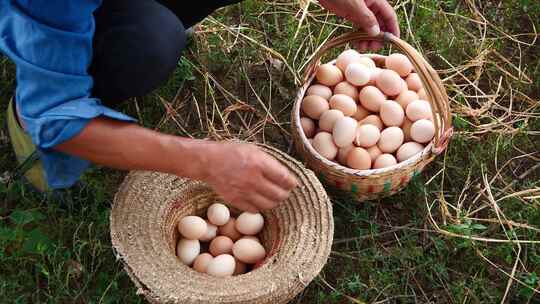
[291,31,453,202]
[110,144,333,304]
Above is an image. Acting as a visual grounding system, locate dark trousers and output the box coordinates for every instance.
[89,0,242,106]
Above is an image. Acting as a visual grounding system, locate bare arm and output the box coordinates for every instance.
[56,117,297,212]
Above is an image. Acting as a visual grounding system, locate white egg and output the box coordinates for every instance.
[354,124,381,148]
[312,132,338,160]
[406,100,432,121]
[206,254,236,277]
[232,239,267,264]
[178,216,207,240]
[319,109,344,132]
[236,212,264,235]
[332,117,358,148]
[396,142,425,162]
[345,63,371,86]
[207,203,231,226]
[410,119,435,143]
[378,127,404,153]
[176,239,200,265]
[200,221,218,242]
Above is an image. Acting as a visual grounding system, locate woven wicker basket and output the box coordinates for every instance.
[110,144,333,304]
[291,31,453,202]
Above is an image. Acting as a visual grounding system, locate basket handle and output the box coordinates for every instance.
[304,31,453,153]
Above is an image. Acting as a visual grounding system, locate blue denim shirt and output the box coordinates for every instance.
[0,0,135,188]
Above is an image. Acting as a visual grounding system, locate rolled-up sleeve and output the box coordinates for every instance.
[0,0,135,188]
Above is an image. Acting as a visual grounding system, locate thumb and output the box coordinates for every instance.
[353,1,381,36]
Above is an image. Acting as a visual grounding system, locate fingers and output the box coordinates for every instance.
[258,176,291,202]
[247,192,279,211]
[260,154,298,190]
[230,199,260,213]
[369,0,400,37]
[354,0,381,37]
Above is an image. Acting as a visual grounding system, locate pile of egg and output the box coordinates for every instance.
[301,50,435,170]
[176,203,266,277]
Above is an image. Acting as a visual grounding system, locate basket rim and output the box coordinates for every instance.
[294,55,439,177]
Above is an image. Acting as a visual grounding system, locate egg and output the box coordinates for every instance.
[345,63,371,86]
[358,57,376,69]
[233,239,267,264]
[406,100,432,121]
[401,118,413,142]
[378,127,404,153]
[410,119,435,143]
[209,236,234,256]
[334,81,359,100]
[332,117,358,148]
[373,154,398,169]
[312,132,338,159]
[337,145,354,165]
[316,64,343,86]
[178,216,207,240]
[301,95,329,119]
[306,84,333,100]
[336,49,362,72]
[329,94,357,116]
[359,86,385,112]
[319,109,344,132]
[376,69,404,96]
[406,73,423,91]
[233,260,248,275]
[359,115,384,130]
[379,100,405,127]
[418,88,428,100]
[200,221,218,242]
[206,254,236,277]
[300,117,316,138]
[366,145,383,162]
[193,253,214,273]
[240,235,261,243]
[396,142,425,162]
[354,124,381,148]
[368,67,383,85]
[396,90,419,109]
[352,105,370,121]
[385,53,413,77]
[236,212,264,235]
[347,147,372,170]
[176,239,200,265]
[218,218,243,241]
[207,203,230,226]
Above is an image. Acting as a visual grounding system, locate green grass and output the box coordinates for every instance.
[1,0,540,303]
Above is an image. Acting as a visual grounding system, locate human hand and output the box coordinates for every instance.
[319,0,400,51]
[199,142,298,213]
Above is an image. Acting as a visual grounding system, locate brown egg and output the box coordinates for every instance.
[306,84,333,100]
[301,95,329,119]
[368,67,383,85]
[333,117,358,148]
[359,115,384,130]
[319,109,344,132]
[358,57,376,69]
[337,145,354,165]
[193,253,214,273]
[316,64,343,86]
[410,119,435,143]
[373,154,398,169]
[418,88,428,100]
[206,254,236,277]
[178,216,207,240]
[352,105,370,121]
[329,94,357,116]
[401,118,413,142]
[376,69,404,96]
[385,54,413,77]
[366,145,382,162]
[396,90,419,109]
[218,218,242,241]
[354,124,381,148]
[336,49,362,72]
[233,260,247,275]
[300,117,316,138]
[347,147,372,170]
[334,81,359,100]
[406,73,423,91]
[359,86,386,112]
[406,100,432,121]
[378,127,404,153]
[379,100,405,127]
[345,63,371,86]
[232,239,267,264]
[209,236,234,256]
[312,132,338,160]
[396,142,425,162]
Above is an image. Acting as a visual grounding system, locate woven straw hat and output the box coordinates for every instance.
[110,144,334,303]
